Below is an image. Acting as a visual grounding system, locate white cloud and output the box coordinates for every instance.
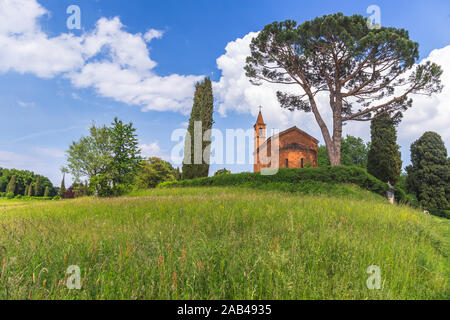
[144,29,164,42]
[17,100,35,108]
[0,0,47,35]
[398,46,450,147]
[33,147,66,158]
[12,126,80,143]
[0,0,202,113]
[0,150,34,169]
[214,32,450,162]
[140,141,167,159]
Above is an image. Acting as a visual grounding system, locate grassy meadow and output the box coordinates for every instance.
[0,186,448,300]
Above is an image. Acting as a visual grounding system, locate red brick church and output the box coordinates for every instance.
[254,110,319,172]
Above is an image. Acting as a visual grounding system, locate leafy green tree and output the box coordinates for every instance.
[136,157,178,189]
[109,117,142,189]
[183,78,214,180]
[214,168,231,176]
[245,13,443,166]
[319,135,370,168]
[318,146,330,167]
[67,125,112,183]
[6,175,16,195]
[367,114,402,184]
[71,183,90,198]
[341,136,371,168]
[34,175,40,197]
[406,132,449,212]
[66,120,141,196]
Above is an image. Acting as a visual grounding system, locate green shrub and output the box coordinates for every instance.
[6,192,14,199]
[214,168,232,176]
[160,166,389,196]
[428,208,449,219]
[444,210,450,219]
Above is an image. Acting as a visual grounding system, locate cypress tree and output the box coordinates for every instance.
[6,175,17,195]
[406,132,449,212]
[59,174,66,199]
[182,78,214,180]
[367,114,402,184]
[27,183,33,197]
[44,186,49,198]
[34,175,40,197]
[24,184,29,196]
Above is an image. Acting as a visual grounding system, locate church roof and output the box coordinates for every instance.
[256,126,319,152]
[278,126,320,144]
[255,111,265,125]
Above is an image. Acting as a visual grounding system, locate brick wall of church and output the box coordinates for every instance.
[256,128,318,171]
[279,149,317,168]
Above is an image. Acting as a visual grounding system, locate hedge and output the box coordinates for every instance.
[159,166,389,196]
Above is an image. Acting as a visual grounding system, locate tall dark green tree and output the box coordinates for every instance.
[6,175,16,195]
[34,175,40,197]
[59,168,68,199]
[27,183,33,197]
[182,78,214,180]
[406,132,449,212]
[367,114,402,184]
[44,186,50,198]
[245,13,443,165]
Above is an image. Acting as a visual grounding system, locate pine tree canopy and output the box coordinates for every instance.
[245,13,443,166]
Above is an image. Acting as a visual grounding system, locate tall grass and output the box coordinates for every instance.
[0,187,447,300]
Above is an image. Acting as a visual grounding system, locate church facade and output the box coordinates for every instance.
[254,111,319,172]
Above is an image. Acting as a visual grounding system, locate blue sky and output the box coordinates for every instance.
[0,0,449,185]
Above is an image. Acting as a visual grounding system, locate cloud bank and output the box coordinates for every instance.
[0,0,202,113]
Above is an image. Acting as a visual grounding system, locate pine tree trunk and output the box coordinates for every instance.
[309,98,342,166]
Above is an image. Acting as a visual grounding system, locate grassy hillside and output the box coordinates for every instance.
[0,199,31,208]
[160,167,389,196]
[0,187,448,300]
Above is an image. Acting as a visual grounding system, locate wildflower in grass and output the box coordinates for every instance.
[158,255,164,268]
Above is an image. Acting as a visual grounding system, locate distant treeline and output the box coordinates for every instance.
[0,168,57,197]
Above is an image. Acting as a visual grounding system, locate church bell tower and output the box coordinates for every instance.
[254,107,266,172]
